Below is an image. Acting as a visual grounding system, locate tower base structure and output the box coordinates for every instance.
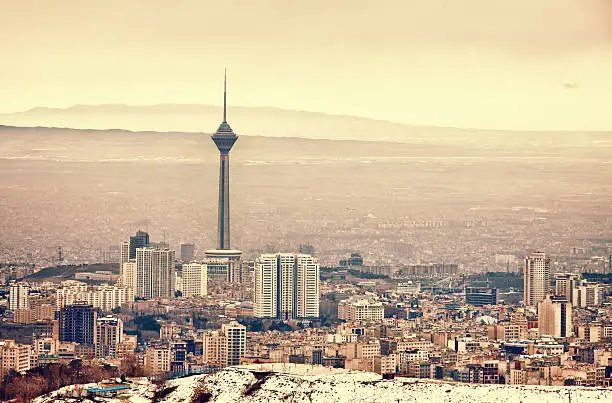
[205,249,244,283]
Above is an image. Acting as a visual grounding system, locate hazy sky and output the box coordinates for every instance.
[1,0,612,130]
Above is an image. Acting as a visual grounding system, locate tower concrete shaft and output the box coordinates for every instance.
[217,151,231,249]
[211,69,238,250]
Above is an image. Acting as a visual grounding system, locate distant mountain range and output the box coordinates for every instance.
[1,104,606,143]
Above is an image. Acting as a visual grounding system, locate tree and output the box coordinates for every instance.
[6,375,46,402]
[120,354,146,377]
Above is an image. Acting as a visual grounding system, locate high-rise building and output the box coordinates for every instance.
[59,304,98,346]
[254,254,278,318]
[278,253,297,320]
[554,273,579,304]
[120,241,130,264]
[538,295,572,338]
[9,282,29,311]
[120,261,137,290]
[523,252,551,307]
[254,253,320,319]
[136,247,175,299]
[221,321,246,367]
[182,262,208,297]
[296,254,320,319]
[180,243,196,262]
[136,247,153,299]
[153,248,175,299]
[129,230,150,260]
[96,316,123,358]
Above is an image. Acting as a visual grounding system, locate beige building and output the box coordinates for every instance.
[204,330,223,366]
[254,254,278,318]
[120,261,137,290]
[96,316,123,358]
[374,355,397,375]
[573,283,604,308]
[56,282,133,312]
[0,340,31,375]
[144,346,171,375]
[120,241,130,264]
[338,297,384,322]
[222,321,246,367]
[538,295,572,338]
[554,273,579,303]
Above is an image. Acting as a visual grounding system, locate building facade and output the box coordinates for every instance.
[254,253,319,319]
[9,282,29,311]
[465,287,498,306]
[96,316,123,358]
[524,252,551,307]
[222,321,246,367]
[182,262,208,297]
[538,295,572,338]
[59,304,98,346]
[136,247,175,299]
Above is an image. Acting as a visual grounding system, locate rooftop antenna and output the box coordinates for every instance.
[223,68,227,123]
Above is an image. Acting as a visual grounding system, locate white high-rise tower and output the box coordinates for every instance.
[254,253,319,319]
[524,252,551,307]
[9,282,29,311]
[136,247,175,299]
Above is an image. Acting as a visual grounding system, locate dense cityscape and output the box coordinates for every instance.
[2,2,612,401]
[1,83,611,402]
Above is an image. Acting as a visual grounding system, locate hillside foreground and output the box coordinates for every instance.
[33,364,612,403]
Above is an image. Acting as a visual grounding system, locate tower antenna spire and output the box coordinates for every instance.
[223,68,227,123]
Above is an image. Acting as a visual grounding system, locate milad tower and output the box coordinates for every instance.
[206,70,243,283]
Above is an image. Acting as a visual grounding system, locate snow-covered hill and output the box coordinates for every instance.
[34,364,612,403]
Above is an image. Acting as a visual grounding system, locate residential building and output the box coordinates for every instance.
[120,241,130,264]
[59,304,98,346]
[120,261,137,290]
[0,340,31,375]
[182,262,208,297]
[136,247,175,299]
[96,316,123,358]
[254,254,278,318]
[253,253,319,319]
[9,282,29,311]
[573,283,604,308]
[222,321,246,367]
[338,297,384,321]
[554,273,579,303]
[144,346,171,375]
[56,282,133,311]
